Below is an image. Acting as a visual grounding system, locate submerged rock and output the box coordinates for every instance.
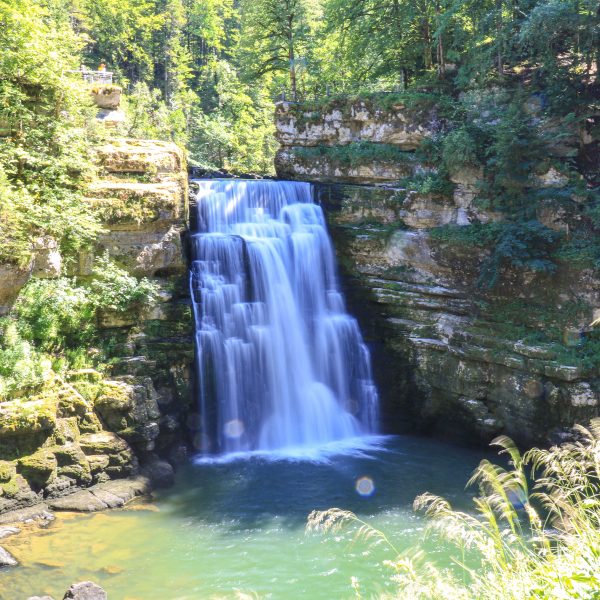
[141,458,174,488]
[63,581,107,600]
[0,545,17,567]
[0,526,19,539]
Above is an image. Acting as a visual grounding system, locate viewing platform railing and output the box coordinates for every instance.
[64,70,115,85]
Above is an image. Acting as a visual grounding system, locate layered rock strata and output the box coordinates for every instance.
[274,97,599,445]
[0,139,193,515]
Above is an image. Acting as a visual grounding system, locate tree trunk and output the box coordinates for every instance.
[422,16,432,69]
[288,15,297,100]
[496,0,504,76]
[436,0,445,78]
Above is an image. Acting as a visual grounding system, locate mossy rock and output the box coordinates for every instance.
[79,432,130,456]
[53,444,88,467]
[0,396,57,437]
[0,461,15,483]
[17,450,57,489]
[0,395,58,459]
[57,462,92,485]
[95,381,133,412]
[51,417,81,445]
[94,381,133,431]
[0,477,19,499]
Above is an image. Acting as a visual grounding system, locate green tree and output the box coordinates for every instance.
[239,0,322,99]
[0,0,102,266]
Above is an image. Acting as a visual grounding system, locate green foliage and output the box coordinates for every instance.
[430,222,503,247]
[293,143,416,168]
[0,257,158,400]
[0,0,103,266]
[189,61,276,173]
[483,101,546,214]
[402,172,456,199]
[477,221,561,289]
[89,253,159,312]
[14,279,96,352]
[441,127,482,172]
[431,221,562,289]
[239,0,322,97]
[0,320,50,398]
[309,428,600,598]
[124,83,177,141]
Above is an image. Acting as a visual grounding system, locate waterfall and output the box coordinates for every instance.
[190,179,378,455]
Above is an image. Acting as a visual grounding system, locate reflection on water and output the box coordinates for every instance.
[0,436,486,600]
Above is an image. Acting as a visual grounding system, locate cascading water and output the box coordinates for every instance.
[190,179,378,455]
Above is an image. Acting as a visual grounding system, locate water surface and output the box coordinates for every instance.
[1,436,486,599]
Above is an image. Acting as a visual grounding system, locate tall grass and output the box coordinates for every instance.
[307,422,600,599]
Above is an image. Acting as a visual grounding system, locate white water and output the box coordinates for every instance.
[190,180,378,455]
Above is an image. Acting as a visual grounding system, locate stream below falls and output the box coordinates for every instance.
[0,436,487,599]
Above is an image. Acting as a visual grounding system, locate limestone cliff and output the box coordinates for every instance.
[0,139,193,514]
[276,97,600,445]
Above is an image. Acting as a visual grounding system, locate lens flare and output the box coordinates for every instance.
[355,476,375,497]
[223,419,245,439]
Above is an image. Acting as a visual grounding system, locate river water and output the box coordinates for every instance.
[1,436,486,599]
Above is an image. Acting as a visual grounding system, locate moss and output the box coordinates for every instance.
[90,84,121,95]
[86,184,179,225]
[0,478,19,498]
[0,461,15,482]
[0,395,58,437]
[53,444,87,467]
[17,450,57,488]
[95,380,132,412]
[57,462,92,484]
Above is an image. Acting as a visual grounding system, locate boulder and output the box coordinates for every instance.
[17,451,57,489]
[63,582,107,600]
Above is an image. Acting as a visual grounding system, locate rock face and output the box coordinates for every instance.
[275,98,440,184]
[86,139,188,277]
[318,183,600,445]
[0,137,193,516]
[275,95,600,445]
[275,99,438,150]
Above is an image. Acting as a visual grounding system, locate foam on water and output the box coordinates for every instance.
[190,180,378,456]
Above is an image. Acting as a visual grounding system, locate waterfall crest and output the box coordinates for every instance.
[190,179,378,454]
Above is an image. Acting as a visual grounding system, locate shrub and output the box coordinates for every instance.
[89,253,159,312]
[430,221,562,289]
[13,278,95,352]
[293,143,416,168]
